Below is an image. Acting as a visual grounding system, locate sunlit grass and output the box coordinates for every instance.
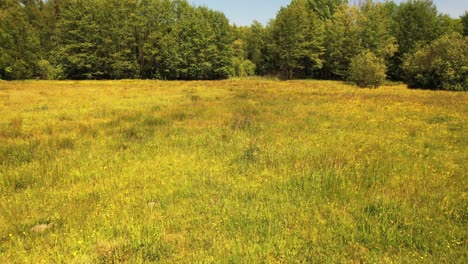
[0,80,466,262]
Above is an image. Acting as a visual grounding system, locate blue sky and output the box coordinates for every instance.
[190,0,468,26]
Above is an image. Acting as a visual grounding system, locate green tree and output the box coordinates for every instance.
[349,51,387,88]
[461,11,468,37]
[323,4,361,79]
[323,1,396,80]
[98,0,139,79]
[389,0,441,80]
[404,33,468,91]
[231,25,258,77]
[357,0,397,60]
[243,21,266,75]
[0,0,41,79]
[136,0,176,78]
[20,0,53,52]
[271,0,325,79]
[436,14,463,36]
[54,0,105,79]
[53,0,233,80]
[307,0,347,20]
[165,3,233,80]
[137,0,227,80]
[394,0,440,55]
[203,7,234,79]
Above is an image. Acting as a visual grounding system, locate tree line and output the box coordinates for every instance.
[1,0,467,90]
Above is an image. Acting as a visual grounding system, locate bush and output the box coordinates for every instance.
[36,60,63,80]
[348,51,387,88]
[240,60,256,77]
[2,60,33,80]
[403,33,468,91]
[232,58,256,77]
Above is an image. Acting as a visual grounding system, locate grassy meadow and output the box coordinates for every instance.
[0,80,466,263]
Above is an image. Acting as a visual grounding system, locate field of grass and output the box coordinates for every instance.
[0,80,466,263]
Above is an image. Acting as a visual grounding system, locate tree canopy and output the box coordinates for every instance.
[0,0,466,89]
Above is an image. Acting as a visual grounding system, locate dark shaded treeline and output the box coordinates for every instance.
[0,0,467,89]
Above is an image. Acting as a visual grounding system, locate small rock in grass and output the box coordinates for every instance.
[31,223,52,233]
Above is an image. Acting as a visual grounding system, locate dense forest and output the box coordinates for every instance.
[0,0,467,90]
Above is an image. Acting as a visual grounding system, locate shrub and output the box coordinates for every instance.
[2,60,33,80]
[240,60,256,77]
[348,51,387,88]
[403,33,468,91]
[36,60,63,80]
[232,58,256,77]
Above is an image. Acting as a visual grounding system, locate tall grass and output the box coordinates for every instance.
[0,80,466,263]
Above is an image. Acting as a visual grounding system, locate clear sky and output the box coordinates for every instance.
[190,0,468,26]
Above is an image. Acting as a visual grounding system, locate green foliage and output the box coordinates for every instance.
[323,1,396,80]
[436,14,463,36]
[394,0,440,56]
[231,31,256,77]
[54,0,139,79]
[348,51,387,88]
[0,0,40,79]
[136,0,176,78]
[388,0,459,80]
[243,22,266,75]
[34,0,233,80]
[0,0,465,86]
[137,0,233,80]
[241,21,279,76]
[403,33,468,91]
[462,11,468,37]
[240,60,256,77]
[323,4,361,79]
[54,0,103,79]
[357,0,398,59]
[232,58,256,77]
[3,60,31,80]
[306,0,346,20]
[271,0,325,79]
[36,60,63,80]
